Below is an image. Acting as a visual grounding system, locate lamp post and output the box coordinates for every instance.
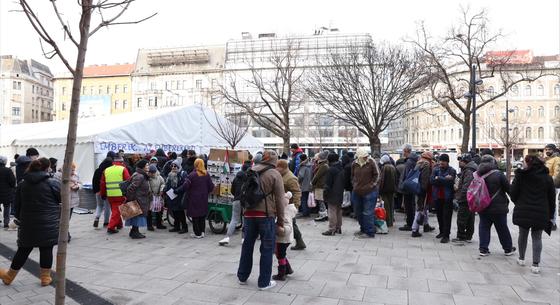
[503,99,515,182]
[466,64,483,154]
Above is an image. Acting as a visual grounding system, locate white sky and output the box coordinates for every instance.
[1,0,559,74]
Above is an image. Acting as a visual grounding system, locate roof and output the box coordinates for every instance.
[133,46,225,76]
[82,63,134,77]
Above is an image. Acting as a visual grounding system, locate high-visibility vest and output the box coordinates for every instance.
[105,165,125,197]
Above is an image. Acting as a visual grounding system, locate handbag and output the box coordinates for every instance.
[151,195,163,212]
[307,192,316,208]
[119,200,142,220]
[341,191,352,208]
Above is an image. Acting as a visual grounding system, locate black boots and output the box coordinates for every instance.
[129,226,145,239]
[272,265,287,281]
[286,261,294,275]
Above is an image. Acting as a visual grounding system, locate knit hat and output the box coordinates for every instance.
[327,152,339,163]
[172,160,182,168]
[0,156,7,165]
[439,154,450,163]
[457,153,472,163]
[150,156,158,162]
[356,147,369,159]
[26,147,39,157]
[480,155,496,164]
[545,143,557,150]
[253,152,263,164]
[318,150,329,161]
[290,144,299,149]
[261,150,278,166]
[148,164,158,173]
[380,154,391,165]
[421,151,434,161]
[136,159,148,169]
[106,151,117,159]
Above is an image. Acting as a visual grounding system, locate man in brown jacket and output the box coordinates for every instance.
[351,148,380,238]
[237,150,285,291]
[276,160,306,250]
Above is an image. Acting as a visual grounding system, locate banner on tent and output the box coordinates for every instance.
[95,142,195,154]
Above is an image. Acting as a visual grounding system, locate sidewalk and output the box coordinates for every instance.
[1,208,558,305]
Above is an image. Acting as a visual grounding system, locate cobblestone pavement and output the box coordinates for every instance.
[1,206,559,305]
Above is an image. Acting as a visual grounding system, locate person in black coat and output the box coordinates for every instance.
[164,160,189,233]
[322,153,345,235]
[511,155,556,273]
[15,155,32,184]
[0,158,60,286]
[476,155,515,256]
[92,157,114,228]
[341,152,354,216]
[154,148,168,171]
[0,156,16,228]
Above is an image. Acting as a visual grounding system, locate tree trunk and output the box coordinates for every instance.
[55,3,92,305]
[282,133,290,155]
[369,135,382,156]
[460,115,471,153]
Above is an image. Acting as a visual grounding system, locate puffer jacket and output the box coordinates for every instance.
[324,161,345,205]
[15,171,61,247]
[511,165,556,230]
[414,158,432,194]
[126,170,151,216]
[148,172,165,201]
[276,200,297,244]
[477,161,510,214]
[0,166,16,204]
[52,171,80,208]
[342,155,354,192]
[15,155,32,183]
[455,161,478,204]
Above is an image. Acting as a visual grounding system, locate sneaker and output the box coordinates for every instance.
[219,236,230,246]
[398,225,412,231]
[440,237,450,244]
[314,216,328,222]
[505,247,517,256]
[238,279,248,285]
[411,231,422,238]
[530,265,540,274]
[517,259,525,266]
[93,219,99,228]
[291,244,306,250]
[259,280,277,291]
[479,249,491,257]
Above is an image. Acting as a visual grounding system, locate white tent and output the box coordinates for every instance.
[0,105,263,183]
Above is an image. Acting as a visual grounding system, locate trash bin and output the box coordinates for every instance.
[79,184,97,210]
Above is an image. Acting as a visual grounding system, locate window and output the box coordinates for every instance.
[122,100,127,109]
[212,79,218,88]
[114,100,120,109]
[62,103,66,111]
[114,85,119,94]
[137,98,143,108]
[150,82,156,90]
[171,81,175,91]
[489,127,495,139]
[443,130,447,141]
[154,97,158,107]
[537,85,544,96]
[556,127,560,141]
[82,86,86,95]
[32,85,35,93]
[182,80,186,90]
[487,86,495,97]
[148,97,154,107]
[555,106,560,118]
[538,127,544,140]
[524,85,532,96]
[98,85,103,94]
[525,127,532,139]
[458,128,462,140]
[62,87,66,95]
[526,106,531,118]
[511,85,519,96]
[450,129,454,141]
[11,107,20,116]
[196,79,202,89]
[123,85,128,93]
[12,81,21,90]
[89,86,93,95]
[513,106,519,118]
[106,85,111,94]
[538,106,544,118]
[554,84,560,95]
[513,127,519,138]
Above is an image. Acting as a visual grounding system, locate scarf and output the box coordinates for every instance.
[194,158,207,176]
[167,171,179,188]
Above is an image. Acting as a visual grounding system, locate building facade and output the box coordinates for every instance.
[0,55,54,125]
[385,53,560,158]
[53,63,134,120]
[131,46,225,111]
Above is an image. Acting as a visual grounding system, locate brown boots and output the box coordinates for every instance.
[0,268,18,285]
[40,268,52,286]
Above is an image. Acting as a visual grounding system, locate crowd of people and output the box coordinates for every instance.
[0,142,557,290]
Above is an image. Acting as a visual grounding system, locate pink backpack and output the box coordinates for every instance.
[467,170,499,213]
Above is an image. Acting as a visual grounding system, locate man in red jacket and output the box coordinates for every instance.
[100,156,130,234]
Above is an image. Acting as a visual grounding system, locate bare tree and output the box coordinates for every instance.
[306,42,428,154]
[409,7,547,152]
[221,39,305,153]
[203,101,250,149]
[18,1,155,303]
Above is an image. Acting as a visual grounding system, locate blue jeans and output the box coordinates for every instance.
[300,191,310,216]
[94,193,111,223]
[237,217,276,288]
[479,213,513,252]
[352,191,377,236]
[226,200,242,237]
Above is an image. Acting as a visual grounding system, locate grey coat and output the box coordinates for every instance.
[298,161,312,192]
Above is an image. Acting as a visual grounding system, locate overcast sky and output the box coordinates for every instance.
[1,0,558,74]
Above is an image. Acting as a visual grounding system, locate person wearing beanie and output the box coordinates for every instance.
[0,156,16,228]
[322,153,345,235]
[124,160,151,239]
[161,152,178,178]
[48,158,57,174]
[146,164,166,231]
[15,155,32,184]
[238,150,286,290]
[430,153,456,243]
[379,154,398,227]
[543,143,560,230]
[411,151,436,237]
[92,158,114,228]
[311,150,330,222]
[352,148,380,238]
[100,154,131,234]
[164,160,189,234]
[453,153,478,243]
[25,148,39,160]
[253,152,264,165]
[106,151,117,160]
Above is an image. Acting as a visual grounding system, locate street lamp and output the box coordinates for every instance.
[464,64,483,154]
[502,99,515,181]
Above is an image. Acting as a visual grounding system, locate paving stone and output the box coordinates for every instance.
[452,294,503,305]
[409,291,455,305]
[363,287,408,305]
[309,270,351,283]
[319,283,366,301]
[279,279,326,296]
[337,300,384,305]
[427,279,473,296]
[347,274,388,288]
[244,291,296,305]
[512,286,560,304]
[469,283,523,303]
[290,295,340,305]
[166,283,254,305]
[387,276,429,292]
[444,270,487,283]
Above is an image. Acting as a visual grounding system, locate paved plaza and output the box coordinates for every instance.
[0,208,559,305]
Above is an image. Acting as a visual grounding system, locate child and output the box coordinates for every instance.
[273,191,298,281]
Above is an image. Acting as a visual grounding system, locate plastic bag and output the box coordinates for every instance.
[341,191,352,208]
[375,219,388,234]
[151,195,164,212]
[307,192,316,208]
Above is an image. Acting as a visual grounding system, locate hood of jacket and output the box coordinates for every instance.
[23,171,50,184]
[515,165,549,177]
[329,161,343,171]
[16,155,32,166]
[464,161,478,172]
[477,161,497,175]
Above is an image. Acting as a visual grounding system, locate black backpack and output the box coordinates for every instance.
[239,166,274,209]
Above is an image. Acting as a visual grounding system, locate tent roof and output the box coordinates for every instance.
[0,105,263,152]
